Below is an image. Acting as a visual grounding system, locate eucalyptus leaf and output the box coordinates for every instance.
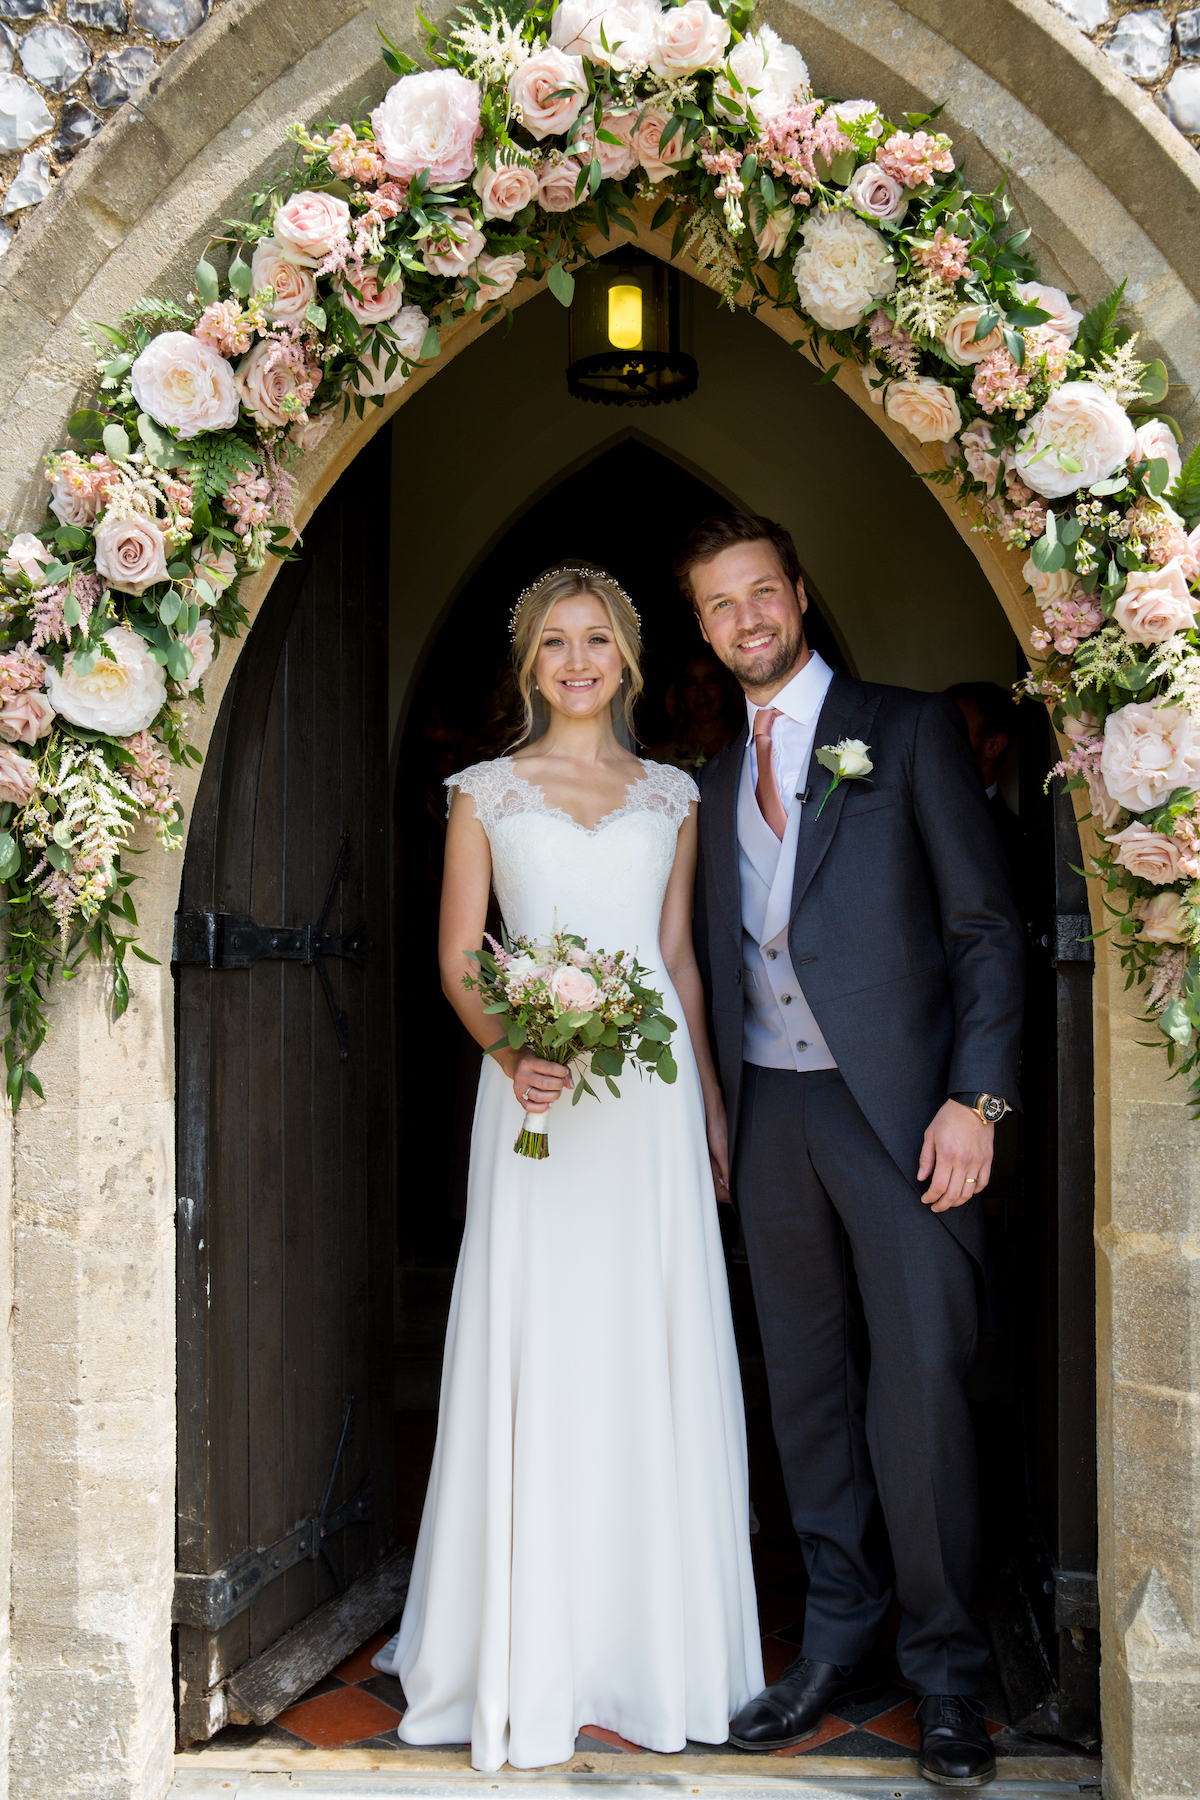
[1137,359,1169,407]
[305,301,327,332]
[547,261,575,306]
[420,324,441,359]
[102,422,131,462]
[68,409,106,445]
[45,843,72,873]
[158,590,182,627]
[0,833,19,883]
[1146,456,1170,497]
[165,640,194,682]
[72,644,100,677]
[1160,999,1193,1047]
[63,591,81,629]
[228,253,252,300]
[1090,476,1130,497]
[195,257,220,306]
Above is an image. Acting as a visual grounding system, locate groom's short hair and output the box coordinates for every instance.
[673,512,803,613]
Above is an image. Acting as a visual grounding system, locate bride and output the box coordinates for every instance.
[374,563,762,1771]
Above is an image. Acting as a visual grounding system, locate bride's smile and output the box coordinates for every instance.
[536,596,627,719]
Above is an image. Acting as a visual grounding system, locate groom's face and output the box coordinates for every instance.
[691,541,808,700]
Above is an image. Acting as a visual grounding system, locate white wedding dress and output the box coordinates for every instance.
[375,756,762,1772]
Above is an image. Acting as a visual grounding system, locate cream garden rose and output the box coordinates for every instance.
[960,418,1005,489]
[249,240,317,321]
[716,25,810,124]
[473,250,526,302]
[1,534,50,582]
[1100,701,1200,814]
[0,691,53,746]
[649,0,729,75]
[1023,554,1080,608]
[1013,380,1137,500]
[44,627,167,736]
[753,203,795,260]
[631,107,694,181]
[884,377,961,444]
[569,110,639,179]
[0,746,36,808]
[474,159,540,221]
[272,190,351,266]
[941,304,1005,367]
[234,341,320,431]
[352,307,430,397]
[130,331,240,439]
[422,207,486,278]
[1106,823,1184,886]
[549,964,601,1011]
[371,69,482,185]
[1014,281,1083,344]
[338,264,405,325]
[288,414,333,452]
[792,211,895,332]
[1134,892,1188,944]
[1114,559,1197,645]
[178,619,215,694]
[1131,418,1183,486]
[537,159,582,212]
[92,515,169,597]
[509,46,587,139]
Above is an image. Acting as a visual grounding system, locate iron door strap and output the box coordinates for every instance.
[173,1396,370,1633]
[1028,913,1094,965]
[172,833,367,1059]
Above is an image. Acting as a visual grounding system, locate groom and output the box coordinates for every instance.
[679,513,1023,1787]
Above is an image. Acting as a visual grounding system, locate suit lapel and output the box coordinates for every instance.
[790,674,882,921]
[705,734,745,946]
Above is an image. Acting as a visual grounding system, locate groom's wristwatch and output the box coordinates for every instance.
[950,1091,1011,1125]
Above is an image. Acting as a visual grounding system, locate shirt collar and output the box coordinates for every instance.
[745,651,834,738]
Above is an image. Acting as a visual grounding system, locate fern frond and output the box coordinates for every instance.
[1165,440,1200,532]
[119,296,194,328]
[186,432,260,507]
[1076,279,1127,367]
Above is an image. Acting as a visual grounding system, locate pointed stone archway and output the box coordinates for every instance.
[0,2,1198,1795]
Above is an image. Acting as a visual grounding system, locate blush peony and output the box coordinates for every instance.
[93,515,169,597]
[474,159,540,221]
[716,25,810,124]
[1106,823,1184,886]
[0,747,36,809]
[631,105,694,180]
[272,190,350,266]
[0,691,53,745]
[130,331,240,439]
[337,263,405,325]
[792,210,895,332]
[941,304,1005,367]
[249,240,317,321]
[1014,281,1083,344]
[1101,702,1200,814]
[845,161,908,224]
[1134,892,1188,944]
[509,47,587,139]
[884,377,961,443]
[550,964,601,1011]
[371,69,482,186]
[422,207,486,278]
[1013,380,1137,500]
[649,0,729,75]
[45,626,167,736]
[1131,418,1183,486]
[1114,559,1198,645]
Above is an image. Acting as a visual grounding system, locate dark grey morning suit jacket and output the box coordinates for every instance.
[694,669,1024,1694]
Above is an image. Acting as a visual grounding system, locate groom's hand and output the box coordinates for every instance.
[917,1099,993,1211]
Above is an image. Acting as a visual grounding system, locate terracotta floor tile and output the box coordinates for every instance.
[864,1698,1003,1752]
[762,1635,800,1683]
[578,1725,649,1753]
[331,1631,392,1685]
[277,1684,402,1748]
[772,1715,854,1756]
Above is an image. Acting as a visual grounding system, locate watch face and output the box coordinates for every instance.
[980,1094,1007,1124]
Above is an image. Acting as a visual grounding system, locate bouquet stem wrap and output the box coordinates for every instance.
[514,1110,549,1159]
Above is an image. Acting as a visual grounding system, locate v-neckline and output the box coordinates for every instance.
[502,756,653,836]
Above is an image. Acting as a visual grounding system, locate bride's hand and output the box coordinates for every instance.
[500,1048,573,1114]
[705,1095,731,1204]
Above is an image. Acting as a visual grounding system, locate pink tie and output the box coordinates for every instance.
[753,708,788,841]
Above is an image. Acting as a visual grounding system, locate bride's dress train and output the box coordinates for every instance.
[374,757,763,1771]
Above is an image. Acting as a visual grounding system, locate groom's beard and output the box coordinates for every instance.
[727,618,806,696]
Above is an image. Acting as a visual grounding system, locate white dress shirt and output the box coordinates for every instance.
[738,652,838,1072]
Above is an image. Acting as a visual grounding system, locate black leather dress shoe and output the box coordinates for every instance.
[916,1694,996,1786]
[729,1658,878,1750]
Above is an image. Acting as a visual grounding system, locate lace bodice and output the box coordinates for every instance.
[447,757,698,969]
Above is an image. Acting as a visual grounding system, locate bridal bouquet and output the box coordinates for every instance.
[464,926,677,1158]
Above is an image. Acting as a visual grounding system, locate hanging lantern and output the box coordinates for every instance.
[566,249,697,407]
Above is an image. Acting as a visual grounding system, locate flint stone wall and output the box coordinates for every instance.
[0,1,1197,1794]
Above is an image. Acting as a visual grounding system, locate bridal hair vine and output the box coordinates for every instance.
[508,565,642,640]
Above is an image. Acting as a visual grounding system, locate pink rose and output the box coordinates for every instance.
[1131,419,1183,487]
[234,341,321,430]
[422,207,486,279]
[941,304,1005,367]
[509,47,587,140]
[473,250,526,303]
[1013,381,1136,501]
[1134,892,1188,945]
[0,746,37,808]
[884,377,961,444]
[0,691,53,745]
[1101,702,1200,814]
[288,413,333,452]
[352,307,429,398]
[338,263,405,325]
[1,534,51,582]
[570,109,639,180]
[1107,823,1184,886]
[130,332,239,439]
[1114,558,1197,645]
[93,515,169,597]
[193,546,237,594]
[753,202,795,260]
[178,618,214,694]
[649,0,729,76]
[474,160,540,221]
[272,190,351,267]
[371,69,482,186]
[960,419,1005,489]
[550,964,601,1011]
[1014,281,1083,345]
[538,159,581,212]
[249,240,317,321]
[845,161,908,223]
[1087,770,1124,832]
[631,105,695,182]
[1023,555,1080,609]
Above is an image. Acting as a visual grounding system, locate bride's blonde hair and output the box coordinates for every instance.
[510,565,644,746]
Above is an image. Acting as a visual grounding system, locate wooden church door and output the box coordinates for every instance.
[172,434,401,1744]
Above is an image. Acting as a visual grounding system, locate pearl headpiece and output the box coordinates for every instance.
[508,564,642,640]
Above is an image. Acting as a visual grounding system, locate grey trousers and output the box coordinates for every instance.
[734,1064,989,1696]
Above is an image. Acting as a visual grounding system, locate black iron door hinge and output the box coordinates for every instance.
[173,834,367,1059]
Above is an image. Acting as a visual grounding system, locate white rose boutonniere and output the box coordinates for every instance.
[814,738,873,816]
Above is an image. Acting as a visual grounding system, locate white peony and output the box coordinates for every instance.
[716,25,810,125]
[1013,380,1137,500]
[649,0,729,75]
[1100,702,1200,815]
[370,69,482,186]
[44,627,167,736]
[130,331,240,440]
[792,210,895,332]
[552,0,662,69]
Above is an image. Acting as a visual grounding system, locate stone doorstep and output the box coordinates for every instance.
[169,1775,1102,1799]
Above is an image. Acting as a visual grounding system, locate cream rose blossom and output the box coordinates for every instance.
[717,25,810,124]
[1,534,51,582]
[1135,892,1188,944]
[845,162,907,224]
[474,250,526,302]
[649,0,729,76]
[272,191,350,266]
[422,207,486,278]
[371,70,482,185]
[249,240,317,321]
[550,964,602,1011]
[178,619,215,694]
[885,378,961,444]
[474,160,540,221]
[234,341,319,431]
[1106,823,1184,886]
[1113,559,1198,645]
[1023,555,1080,608]
[941,304,1005,367]
[754,203,795,260]
[93,515,169,597]
[1131,419,1183,486]
[1101,702,1200,814]
[570,110,638,179]
[538,160,582,212]
[0,691,53,746]
[44,626,167,736]
[509,47,586,139]
[1013,380,1137,500]
[130,332,240,439]
[631,107,694,181]
[0,746,36,808]
[792,211,895,332]
[1014,281,1083,344]
[960,419,1005,489]
[338,264,405,325]
[288,414,333,452]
